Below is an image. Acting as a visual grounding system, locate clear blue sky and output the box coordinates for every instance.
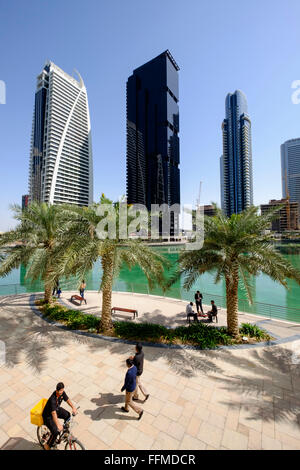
[0,0,300,231]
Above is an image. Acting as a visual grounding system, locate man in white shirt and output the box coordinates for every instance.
[186,302,198,323]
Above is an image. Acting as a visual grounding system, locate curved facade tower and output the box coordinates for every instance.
[29,61,93,206]
[221,90,253,216]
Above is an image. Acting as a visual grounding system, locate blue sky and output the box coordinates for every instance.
[0,0,300,231]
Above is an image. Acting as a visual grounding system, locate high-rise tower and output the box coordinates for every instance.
[126,50,180,214]
[221,90,253,216]
[281,138,300,221]
[29,61,93,206]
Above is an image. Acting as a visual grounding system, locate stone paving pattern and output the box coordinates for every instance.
[0,293,300,450]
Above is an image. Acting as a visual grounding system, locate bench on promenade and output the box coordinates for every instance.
[111,307,138,320]
[70,295,87,305]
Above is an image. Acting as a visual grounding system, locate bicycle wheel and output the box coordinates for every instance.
[64,439,85,450]
[37,425,51,448]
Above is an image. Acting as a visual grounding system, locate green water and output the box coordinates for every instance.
[0,246,299,322]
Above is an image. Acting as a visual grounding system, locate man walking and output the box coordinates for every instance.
[120,358,143,420]
[195,290,204,314]
[130,343,149,402]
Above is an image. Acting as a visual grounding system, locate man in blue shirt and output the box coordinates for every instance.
[120,358,143,420]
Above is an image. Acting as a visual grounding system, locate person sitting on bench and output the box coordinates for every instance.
[186,302,198,323]
[207,300,218,322]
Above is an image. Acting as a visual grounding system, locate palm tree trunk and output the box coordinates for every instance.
[100,252,114,333]
[225,267,239,337]
[44,282,52,304]
[44,260,53,304]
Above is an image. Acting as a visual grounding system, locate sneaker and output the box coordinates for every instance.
[144,394,150,402]
[121,406,129,413]
[138,411,144,420]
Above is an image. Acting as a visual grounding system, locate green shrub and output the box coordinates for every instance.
[170,323,233,348]
[113,321,233,349]
[39,304,269,349]
[240,323,269,340]
[41,304,100,331]
[113,321,168,341]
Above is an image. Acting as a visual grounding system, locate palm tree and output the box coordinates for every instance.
[57,196,168,334]
[171,205,300,337]
[0,202,72,303]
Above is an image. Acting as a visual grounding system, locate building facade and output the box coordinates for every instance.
[126,50,180,220]
[260,199,299,232]
[29,61,93,206]
[22,195,29,211]
[192,205,216,232]
[221,90,253,217]
[281,139,300,220]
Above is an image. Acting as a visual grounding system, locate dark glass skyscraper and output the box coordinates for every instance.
[126,50,180,214]
[220,90,253,217]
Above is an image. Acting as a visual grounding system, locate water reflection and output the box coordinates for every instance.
[1,247,300,319]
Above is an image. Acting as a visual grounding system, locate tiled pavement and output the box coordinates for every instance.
[0,293,300,450]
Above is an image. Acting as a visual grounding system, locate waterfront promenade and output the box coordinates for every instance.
[0,292,300,450]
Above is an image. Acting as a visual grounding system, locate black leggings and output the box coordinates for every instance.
[43,407,71,447]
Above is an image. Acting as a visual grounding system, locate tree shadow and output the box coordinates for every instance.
[59,298,100,315]
[210,345,300,427]
[137,310,187,327]
[94,339,300,427]
[0,294,91,373]
[2,293,300,430]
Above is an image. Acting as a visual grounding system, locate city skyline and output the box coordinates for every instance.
[1,1,300,231]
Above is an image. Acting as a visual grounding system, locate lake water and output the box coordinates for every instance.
[0,246,299,322]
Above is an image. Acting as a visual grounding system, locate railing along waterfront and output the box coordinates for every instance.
[0,281,299,323]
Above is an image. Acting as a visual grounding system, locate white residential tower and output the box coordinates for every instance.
[29,61,93,206]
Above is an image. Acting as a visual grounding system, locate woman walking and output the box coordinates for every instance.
[79,280,86,299]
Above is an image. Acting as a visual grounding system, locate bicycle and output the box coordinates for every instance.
[37,406,85,450]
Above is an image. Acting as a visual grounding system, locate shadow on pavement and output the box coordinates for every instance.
[1,437,41,450]
[84,393,138,421]
[2,293,300,429]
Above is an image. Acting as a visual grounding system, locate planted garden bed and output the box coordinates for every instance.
[37,301,272,349]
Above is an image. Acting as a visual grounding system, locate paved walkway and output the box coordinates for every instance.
[59,290,300,333]
[0,293,300,450]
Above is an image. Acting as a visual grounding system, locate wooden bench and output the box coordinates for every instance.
[111,307,138,320]
[71,295,87,305]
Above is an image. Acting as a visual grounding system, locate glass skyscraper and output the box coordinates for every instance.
[29,61,93,206]
[126,50,180,214]
[281,138,300,219]
[220,90,253,217]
